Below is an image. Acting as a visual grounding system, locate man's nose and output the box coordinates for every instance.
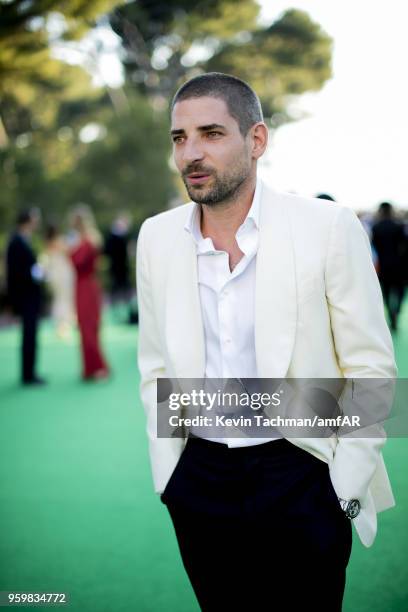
[181,137,205,163]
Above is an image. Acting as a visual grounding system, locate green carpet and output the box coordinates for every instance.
[0,309,407,611]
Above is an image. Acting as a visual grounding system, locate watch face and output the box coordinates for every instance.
[347,499,361,518]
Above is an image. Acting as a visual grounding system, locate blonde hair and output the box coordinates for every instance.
[70,204,102,247]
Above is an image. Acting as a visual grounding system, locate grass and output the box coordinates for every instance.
[0,308,407,611]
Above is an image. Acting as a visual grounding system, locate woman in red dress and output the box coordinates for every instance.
[69,205,110,381]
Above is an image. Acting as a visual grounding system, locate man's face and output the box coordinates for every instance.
[171,96,253,205]
[27,210,40,233]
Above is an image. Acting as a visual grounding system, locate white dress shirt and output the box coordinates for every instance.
[184,178,279,447]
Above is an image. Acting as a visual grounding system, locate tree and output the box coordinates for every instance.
[0,93,174,230]
[110,1,332,123]
[0,0,334,242]
[0,0,122,144]
[62,94,174,229]
[206,9,332,121]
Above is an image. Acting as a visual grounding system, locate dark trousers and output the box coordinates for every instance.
[379,278,405,330]
[20,302,39,382]
[161,436,352,612]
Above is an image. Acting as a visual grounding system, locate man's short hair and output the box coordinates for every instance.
[378,201,393,217]
[16,210,33,226]
[16,207,40,227]
[171,72,264,136]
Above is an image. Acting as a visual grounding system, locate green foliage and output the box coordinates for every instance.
[0,0,333,254]
[0,94,173,235]
[206,9,333,119]
[0,0,122,141]
[110,2,332,123]
[63,95,174,229]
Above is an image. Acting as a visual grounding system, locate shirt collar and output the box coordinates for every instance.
[184,177,262,249]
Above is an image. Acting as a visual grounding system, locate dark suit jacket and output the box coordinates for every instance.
[104,231,131,290]
[6,232,41,314]
[371,219,407,283]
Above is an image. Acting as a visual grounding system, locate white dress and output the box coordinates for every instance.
[41,242,75,332]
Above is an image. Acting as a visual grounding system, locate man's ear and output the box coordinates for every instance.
[250,122,268,160]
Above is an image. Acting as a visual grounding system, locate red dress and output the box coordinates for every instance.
[70,239,109,379]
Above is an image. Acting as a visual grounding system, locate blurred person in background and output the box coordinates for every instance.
[401,209,408,286]
[357,211,379,273]
[371,201,407,331]
[315,192,336,201]
[6,208,47,385]
[41,224,75,340]
[68,205,110,381]
[104,211,132,324]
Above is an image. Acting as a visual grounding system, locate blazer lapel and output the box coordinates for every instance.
[164,184,297,381]
[165,224,206,379]
[255,184,297,378]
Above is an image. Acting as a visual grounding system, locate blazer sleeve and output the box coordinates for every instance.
[136,220,197,495]
[324,205,397,504]
[136,220,167,448]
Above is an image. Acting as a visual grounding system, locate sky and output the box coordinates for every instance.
[257,0,408,210]
[54,0,408,211]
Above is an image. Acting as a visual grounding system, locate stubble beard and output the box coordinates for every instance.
[182,156,252,207]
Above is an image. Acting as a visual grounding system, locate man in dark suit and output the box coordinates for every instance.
[372,201,407,331]
[6,209,47,385]
[104,212,132,323]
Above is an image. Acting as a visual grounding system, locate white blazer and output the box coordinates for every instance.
[136,181,397,548]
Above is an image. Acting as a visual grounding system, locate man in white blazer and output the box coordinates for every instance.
[136,72,397,611]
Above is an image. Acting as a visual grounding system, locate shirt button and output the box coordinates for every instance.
[225,338,232,344]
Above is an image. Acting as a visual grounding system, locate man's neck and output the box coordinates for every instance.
[18,227,32,240]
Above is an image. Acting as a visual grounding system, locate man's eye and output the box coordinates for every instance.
[207,131,221,138]
[173,136,184,144]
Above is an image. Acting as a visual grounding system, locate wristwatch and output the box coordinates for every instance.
[338,497,361,519]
